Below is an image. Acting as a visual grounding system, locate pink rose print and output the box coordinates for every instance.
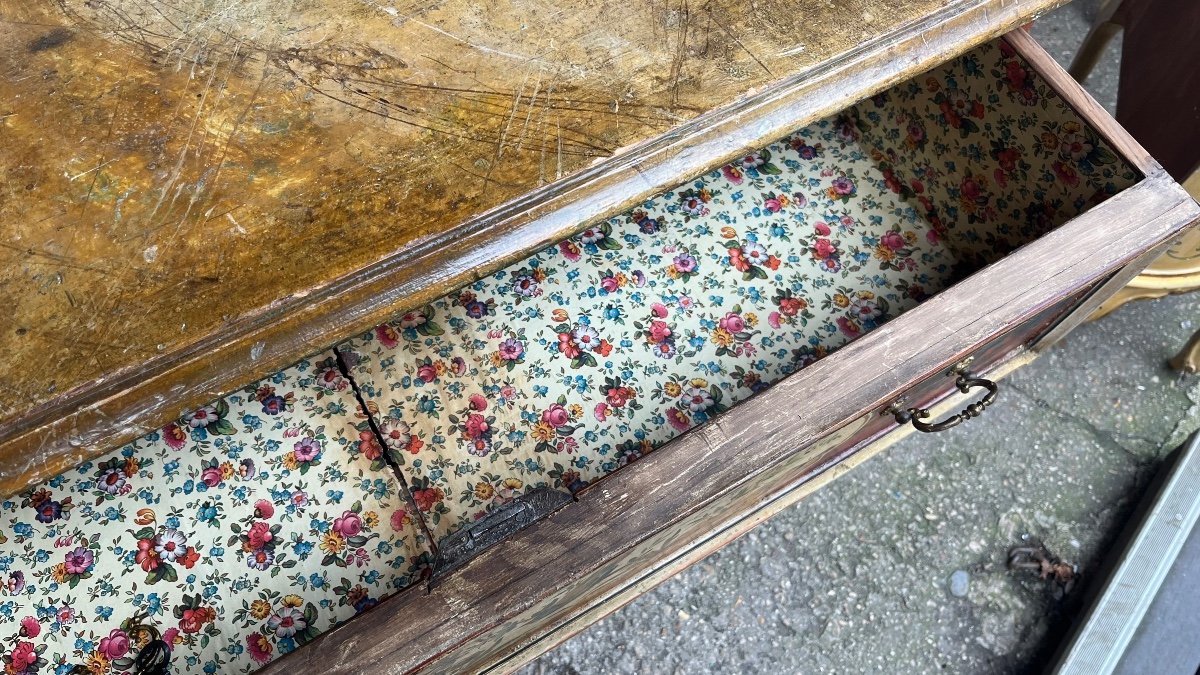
[649,320,673,343]
[99,628,130,660]
[9,642,36,671]
[254,499,275,519]
[880,231,906,251]
[542,404,570,428]
[718,312,746,334]
[464,414,490,439]
[333,510,363,537]
[247,521,274,550]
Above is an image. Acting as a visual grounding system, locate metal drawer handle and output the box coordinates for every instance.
[885,358,999,433]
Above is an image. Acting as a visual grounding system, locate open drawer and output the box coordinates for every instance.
[1,29,1195,675]
[255,30,1197,674]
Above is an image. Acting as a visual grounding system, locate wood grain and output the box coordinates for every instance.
[487,290,1093,674]
[0,0,1070,497]
[256,173,1200,674]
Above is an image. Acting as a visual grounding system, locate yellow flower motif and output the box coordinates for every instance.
[434,360,447,375]
[320,531,345,555]
[745,312,758,327]
[531,421,555,443]
[220,462,235,480]
[86,652,110,675]
[281,452,299,471]
[51,563,67,583]
[712,328,734,347]
[489,352,505,368]
[474,482,495,500]
[719,226,737,239]
[363,511,380,528]
[688,378,708,390]
[282,594,304,608]
[568,404,583,418]
[551,309,569,323]
[904,231,917,244]
[859,290,876,300]
[874,244,896,262]
[500,478,523,491]
[833,293,851,308]
[249,599,272,620]
[699,188,712,201]
[665,266,682,280]
[663,381,682,398]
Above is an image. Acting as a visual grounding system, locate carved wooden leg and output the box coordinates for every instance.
[1169,329,1200,374]
[1068,0,1125,82]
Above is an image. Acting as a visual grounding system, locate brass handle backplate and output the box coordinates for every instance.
[885,358,999,433]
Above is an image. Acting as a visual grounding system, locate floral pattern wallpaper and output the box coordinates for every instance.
[0,357,431,674]
[0,37,1143,675]
[339,37,1138,543]
[852,38,1139,268]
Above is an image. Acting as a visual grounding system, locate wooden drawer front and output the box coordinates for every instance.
[257,30,1197,675]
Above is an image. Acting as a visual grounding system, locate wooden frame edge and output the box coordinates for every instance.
[485,348,1039,674]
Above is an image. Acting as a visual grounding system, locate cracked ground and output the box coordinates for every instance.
[523,3,1200,673]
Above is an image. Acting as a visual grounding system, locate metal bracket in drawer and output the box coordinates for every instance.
[429,487,573,586]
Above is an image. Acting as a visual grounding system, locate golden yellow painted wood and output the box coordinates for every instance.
[1091,172,1200,323]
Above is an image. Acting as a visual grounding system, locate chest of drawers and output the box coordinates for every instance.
[1,0,1197,672]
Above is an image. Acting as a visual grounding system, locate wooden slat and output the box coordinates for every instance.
[487,347,1040,674]
[258,173,1200,675]
[0,0,1069,498]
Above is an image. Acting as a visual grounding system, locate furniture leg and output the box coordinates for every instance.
[1170,329,1200,374]
[1068,0,1124,81]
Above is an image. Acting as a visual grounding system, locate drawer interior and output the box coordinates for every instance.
[0,36,1144,675]
[337,37,1139,540]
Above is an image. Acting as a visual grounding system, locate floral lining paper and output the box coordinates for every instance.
[0,39,1137,675]
[0,359,430,674]
[337,38,1138,540]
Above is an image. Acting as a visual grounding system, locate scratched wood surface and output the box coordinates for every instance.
[0,0,1069,494]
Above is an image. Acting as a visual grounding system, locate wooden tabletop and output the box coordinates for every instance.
[0,0,1065,495]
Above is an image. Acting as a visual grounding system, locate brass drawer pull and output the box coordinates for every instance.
[886,358,1000,433]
